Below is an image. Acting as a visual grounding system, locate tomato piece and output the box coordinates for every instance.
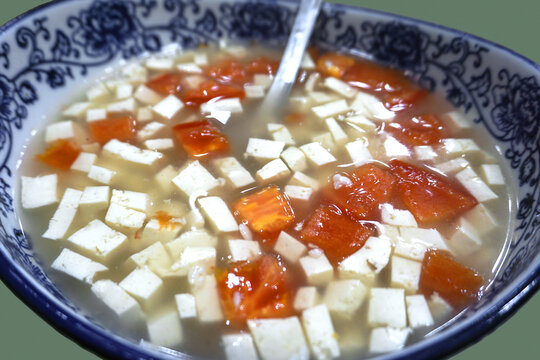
[389,160,478,223]
[284,111,305,125]
[88,115,137,144]
[172,119,230,159]
[420,249,484,310]
[384,87,428,112]
[145,73,183,96]
[300,205,375,265]
[182,81,245,107]
[386,114,447,146]
[206,59,250,85]
[153,211,181,231]
[246,56,279,76]
[233,187,295,237]
[316,52,356,78]
[322,164,396,221]
[216,255,294,324]
[343,62,410,92]
[36,139,81,170]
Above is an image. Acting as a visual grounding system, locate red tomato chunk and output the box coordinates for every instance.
[386,113,447,147]
[316,52,356,78]
[172,120,230,159]
[36,140,81,170]
[145,73,183,96]
[246,56,279,76]
[206,59,250,85]
[88,116,137,144]
[182,81,245,107]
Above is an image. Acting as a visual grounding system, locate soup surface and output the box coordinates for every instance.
[18,43,511,359]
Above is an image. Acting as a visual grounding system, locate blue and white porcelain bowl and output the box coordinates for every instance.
[0,0,538,359]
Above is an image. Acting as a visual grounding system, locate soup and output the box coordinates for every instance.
[18,43,510,359]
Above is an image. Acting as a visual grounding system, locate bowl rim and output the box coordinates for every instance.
[0,0,539,359]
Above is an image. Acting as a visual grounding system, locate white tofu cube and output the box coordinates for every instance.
[154,164,178,193]
[153,94,184,120]
[345,115,377,132]
[128,242,174,278]
[345,138,373,166]
[144,138,174,150]
[197,196,238,233]
[301,52,316,70]
[107,97,137,113]
[175,293,197,319]
[313,132,336,153]
[88,165,116,185]
[91,280,144,325]
[323,280,367,320]
[405,295,434,328]
[62,102,91,117]
[441,138,480,155]
[380,203,417,227]
[193,53,208,66]
[67,219,127,261]
[201,97,243,114]
[116,83,133,99]
[274,231,307,263]
[86,82,109,102]
[70,152,97,173]
[444,110,472,130]
[79,186,110,211]
[299,251,334,285]
[228,239,261,262]
[448,217,482,256]
[45,121,81,143]
[428,293,453,320]
[105,203,146,231]
[281,147,308,172]
[145,57,174,70]
[244,84,265,98]
[480,164,504,185]
[121,63,148,82]
[294,286,319,311]
[435,157,470,174]
[369,327,410,353]
[191,275,223,322]
[172,160,220,197]
[119,267,163,307]
[456,167,498,202]
[390,255,422,292]
[222,333,258,360]
[268,124,295,145]
[248,317,309,360]
[368,288,407,328]
[377,223,400,244]
[21,175,58,209]
[464,204,498,235]
[289,171,320,190]
[312,99,349,119]
[351,92,394,122]
[245,138,285,162]
[147,310,183,348]
[137,121,166,141]
[42,188,82,240]
[137,107,154,122]
[414,145,438,161]
[141,218,184,246]
[324,76,357,98]
[300,142,337,167]
[166,230,217,259]
[384,137,410,158]
[171,247,216,275]
[309,91,337,104]
[86,108,107,122]
[302,305,340,360]
[395,227,450,261]
[284,185,313,203]
[253,74,273,88]
[338,236,391,283]
[103,139,163,167]
[256,158,291,184]
[51,248,108,284]
[177,62,203,74]
[213,157,255,189]
[134,84,164,105]
[111,189,149,212]
[325,117,348,145]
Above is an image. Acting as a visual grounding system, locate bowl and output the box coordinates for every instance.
[0,0,538,359]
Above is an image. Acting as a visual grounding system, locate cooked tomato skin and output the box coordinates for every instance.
[206,59,250,85]
[316,53,356,78]
[145,73,183,96]
[246,56,279,76]
[36,140,81,170]
[172,119,230,159]
[386,113,447,147]
[88,115,137,144]
[182,81,245,107]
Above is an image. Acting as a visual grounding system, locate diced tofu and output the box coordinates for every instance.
[414,145,438,161]
[312,99,349,119]
[152,94,184,120]
[144,138,174,150]
[268,123,295,145]
[325,117,348,145]
[88,165,116,185]
[444,110,472,130]
[256,158,291,184]
[369,327,410,353]
[442,138,481,156]
[377,223,400,244]
[480,164,504,185]
[175,293,197,319]
[67,219,127,261]
[244,84,265,98]
[177,62,203,74]
[45,121,81,143]
[324,77,357,98]
[42,188,82,240]
[368,288,407,328]
[284,185,313,203]
[21,174,58,209]
[281,147,308,172]
[435,157,470,174]
[456,167,498,202]
[105,203,146,231]
[253,74,273,88]
[147,310,183,348]
[384,137,410,158]
[193,53,208,66]
[70,152,97,173]
[301,52,316,70]
[62,102,91,117]
[107,97,137,113]
[313,132,337,153]
[141,218,184,247]
[338,236,391,283]
[116,83,133,99]
[191,275,223,322]
[222,333,258,360]
[121,62,148,82]
[86,108,107,122]
[248,317,309,360]
[351,92,394,121]
[245,138,285,162]
[201,97,243,114]
[103,139,163,167]
[405,295,434,328]
[300,142,337,167]
[228,239,261,262]
[380,203,417,227]
[302,304,340,360]
[345,138,373,166]
[213,157,255,189]
[86,82,109,102]
[134,84,163,105]
[197,196,238,233]
[137,121,166,141]
[171,247,216,275]
[145,57,174,70]
[154,165,178,193]
[119,267,163,307]
[309,91,337,104]
[448,217,482,256]
[428,293,453,320]
[345,115,377,132]
[79,186,110,211]
[91,280,144,324]
[51,248,108,284]
[110,189,148,212]
[294,286,319,311]
[464,204,497,235]
[172,160,220,197]
[274,231,307,263]
[390,255,422,292]
[323,280,367,320]
[289,171,320,190]
[137,107,154,122]
[299,250,334,285]
[166,230,217,259]
[128,242,173,278]
[395,227,450,261]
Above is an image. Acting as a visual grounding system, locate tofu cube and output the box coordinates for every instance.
[369,327,410,353]
[134,84,164,105]
[175,293,197,319]
[86,82,109,102]
[51,248,108,284]
[395,227,450,261]
[384,137,410,158]
[145,57,174,70]
[294,286,319,311]
[284,185,313,203]
[444,110,472,130]
[137,107,154,122]
[222,333,259,360]
[191,275,223,322]
[116,83,133,99]
[152,94,184,120]
[268,123,295,145]
[105,203,146,232]
[107,97,137,113]
[390,255,422,292]
[70,152,97,173]
[301,305,340,360]
[103,139,163,167]
[299,250,334,285]
[253,74,273,88]
[312,132,336,153]
[166,230,217,259]
[351,92,394,121]
[312,99,349,119]
[324,76,357,98]
[42,188,82,240]
[45,121,81,143]
[325,117,348,145]
[281,147,308,172]
[414,145,438,161]
[448,217,482,256]
[79,186,110,211]
[172,160,220,197]
[154,164,178,193]
[128,242,174,278]
[88,165,116,185]
[141,218,184,247]
[368,288,407,328]
[345,115,377,132]
[228,239,261,262]
[256,158,291,184]
[428,293,453,320]
[147,310,183,348]
[86,108,107,122]
[435,157,470,174]
[67,219,127,261]
[405,295,434,328]
[309,91,336,105]
[323,280,367,320]
[244,84,265,98]
[62,102,91,117]
[121,62,148,82]
[137,121,166,141]
[464,204,497,235]
[201,98,243,114]
[119,267,163,307]
[213,157,255,189]
[345,138,373,166]
[441,138,480,155]
[480,164,504,185]
[338,236,391,283]
[91,280,144,325]
[380,203,417,227]
[245,138,285,162]
[289,171,320,190]
[300,142,337,167]
[248,317,309,360]
[177,62,203,74]
[197,196,238,233]
[21,175,58,209]
[274,231,307,263]
[456,167,498,202]
[171,247,216,275]
[110,189,149,212]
